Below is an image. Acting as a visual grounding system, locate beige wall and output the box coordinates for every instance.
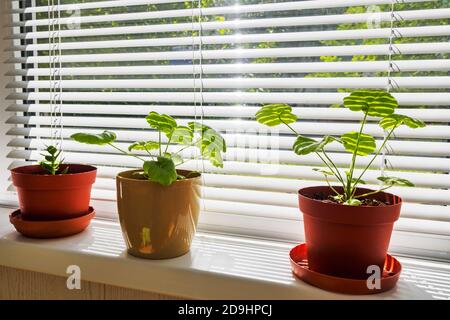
[0,266,179,300]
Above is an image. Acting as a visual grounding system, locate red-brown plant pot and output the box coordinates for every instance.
[298,186,402,279]
[11,164,97,221]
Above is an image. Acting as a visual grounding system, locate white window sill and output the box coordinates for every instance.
[0,207,449,300]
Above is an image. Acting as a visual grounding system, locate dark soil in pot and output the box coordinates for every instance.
[11,164,97,221]
[298,186,402,279]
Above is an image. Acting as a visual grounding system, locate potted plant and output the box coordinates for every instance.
[71,112,226,259]
[256,90,425,279]
[11,145,97,221]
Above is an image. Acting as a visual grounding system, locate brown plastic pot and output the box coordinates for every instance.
[298,186,402,279]
[116,169,201,259]
[11,164,97,221]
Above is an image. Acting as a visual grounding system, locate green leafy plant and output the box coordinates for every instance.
[71,112,226,186]
[256,90,426,206]
[39,145,69,175]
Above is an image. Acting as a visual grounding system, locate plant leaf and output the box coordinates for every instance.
[256,104,297,127]
[47,145,57,155]
[164,152,183,165]
[188,122,226,167]
[377,176,414,187]
[343,90,397,117]
[143,157,178,186]
[341,132,376,156]
[344,198,362,206]
[170,125,193,145]
[350,177,366,185]
[145,112,177,137]
[71,131,116,145]
[379,114,426,130]
[293,135,336,155]
[312,168,334,176]
[128,141,159,152]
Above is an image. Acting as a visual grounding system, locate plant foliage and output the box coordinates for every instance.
[71,112,226,186]
[39,145,68,175]
[255,90,426,205]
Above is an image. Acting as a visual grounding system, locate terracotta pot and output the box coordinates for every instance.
[298,186,401,279]
[11,164,97,221]
[116,169,201,259]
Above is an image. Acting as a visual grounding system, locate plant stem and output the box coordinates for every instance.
[351,126,396,190]
[315,152,345,189]
[347,112,368,199]
[175,158,192,167]
[158,132,162,156]
[107,143,147,162]
[325,175,341,197]
[173,139,202,156]
[164,135,172,154]
[322,150,345,186]
[281,120,300,136]
[354,185,392,199]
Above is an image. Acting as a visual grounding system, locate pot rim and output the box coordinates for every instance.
[10,164,97,177]
[116,169,201,185]
[298,186,402,225]
[298,185,402,208]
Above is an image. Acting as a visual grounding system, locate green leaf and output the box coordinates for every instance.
[293,135,336,155]
[145,112,177,137]
[344,198,362,206]
[46,145,57,155]
[143,157,178,186]
[341,132,376,156]
[377,176,414,187]
[71,131,116,145]
[350,178,366,185]
[39,161,55,174]
[343,90,397,117]
[170,125,193,145]
[379,114,426,130]
[255,104,297,127]
[312,168,334,176]
[128,141,159,152]
[164,152,183,165]
[189,122,226,167]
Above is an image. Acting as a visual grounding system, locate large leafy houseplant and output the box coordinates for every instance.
[256,89,425,205]
[256,89,426,279]
[71,111,226,185]
[71,111,226,259]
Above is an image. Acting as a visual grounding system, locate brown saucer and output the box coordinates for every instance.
[9,207,95,239]
[290,243,401,295]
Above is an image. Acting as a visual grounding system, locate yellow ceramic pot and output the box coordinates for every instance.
[116,169,201,259]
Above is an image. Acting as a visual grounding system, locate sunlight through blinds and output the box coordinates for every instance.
[4,0,450,259]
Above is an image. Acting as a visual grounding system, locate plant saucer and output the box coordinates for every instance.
[9,206,95,239]
[290,243,401,295]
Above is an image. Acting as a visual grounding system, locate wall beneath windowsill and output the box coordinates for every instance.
[0,265,180,300]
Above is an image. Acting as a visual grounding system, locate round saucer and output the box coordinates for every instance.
[9,206,95,239]
[290,243,401,295]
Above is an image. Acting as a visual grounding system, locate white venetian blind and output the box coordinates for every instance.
[4,0,450,259]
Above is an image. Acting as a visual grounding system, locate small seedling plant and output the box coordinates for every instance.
[39,145,69,175]
[256,90,426,206]
[71,112,226,186]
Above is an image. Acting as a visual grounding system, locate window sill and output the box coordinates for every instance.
[0,207,449,300]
